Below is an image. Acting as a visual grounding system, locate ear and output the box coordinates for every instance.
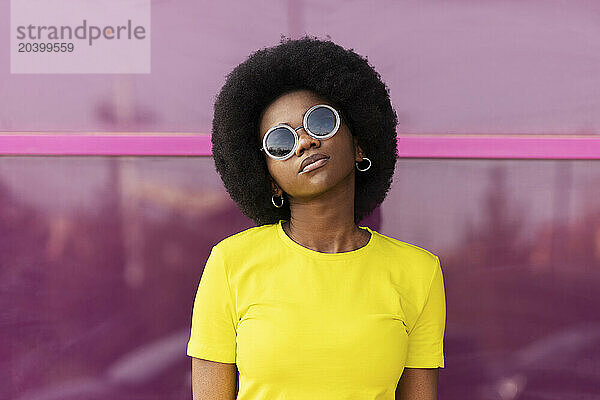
[269,177,282,196]
[353,136,365,162]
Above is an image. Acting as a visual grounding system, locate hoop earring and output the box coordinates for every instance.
[356,157,371,172]
[272,194,284,208]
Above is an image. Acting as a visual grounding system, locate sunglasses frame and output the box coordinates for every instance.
[259,104,341,160]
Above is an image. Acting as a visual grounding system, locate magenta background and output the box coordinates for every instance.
[2,0,600,399]
[2,157,600,399]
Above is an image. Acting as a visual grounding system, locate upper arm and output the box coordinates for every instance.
[395,367,439,400]
[191,357,238,400]
[187,246,238,363]
[404,256,446,368]
[187,246,239,398]
[397,257,445,399]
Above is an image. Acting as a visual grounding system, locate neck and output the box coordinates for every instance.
[282,178,370,253]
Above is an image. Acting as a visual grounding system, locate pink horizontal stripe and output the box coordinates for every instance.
[0,134,213,156]
[0,133,599,159]
[397,134,600,159]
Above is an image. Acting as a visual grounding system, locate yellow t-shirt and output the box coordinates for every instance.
[187,219,446,399]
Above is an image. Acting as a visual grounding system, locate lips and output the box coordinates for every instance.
[299,153,330,173]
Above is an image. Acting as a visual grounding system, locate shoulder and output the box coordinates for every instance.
[213,223,277,255]
[371,231,444,321]
[374,230,439,260]
[371,229,440,277]
[369,230,442,311]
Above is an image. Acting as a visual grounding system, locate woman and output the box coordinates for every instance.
[187,35,446,400]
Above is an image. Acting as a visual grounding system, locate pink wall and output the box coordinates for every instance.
[1,1,600,399]
[1,0,600,135]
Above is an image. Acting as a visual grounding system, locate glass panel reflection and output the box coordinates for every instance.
[1,156,599,399]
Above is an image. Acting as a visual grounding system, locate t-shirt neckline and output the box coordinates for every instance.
[276,219,376,260]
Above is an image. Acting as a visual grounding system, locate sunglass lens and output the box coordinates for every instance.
[265,127,295,158]
[306,106,336,137]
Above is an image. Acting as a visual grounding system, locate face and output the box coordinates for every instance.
[258,89,365,200]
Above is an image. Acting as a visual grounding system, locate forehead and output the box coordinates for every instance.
[258,89,330,138]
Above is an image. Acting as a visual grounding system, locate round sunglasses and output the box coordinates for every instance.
[259,104,341,160]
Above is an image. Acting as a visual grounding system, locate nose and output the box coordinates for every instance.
[294,125,320,155]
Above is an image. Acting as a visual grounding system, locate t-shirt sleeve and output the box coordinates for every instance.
[404,255,446,368]
[186,245,237,363]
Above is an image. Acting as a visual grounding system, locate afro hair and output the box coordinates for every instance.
[211,34,398,226]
